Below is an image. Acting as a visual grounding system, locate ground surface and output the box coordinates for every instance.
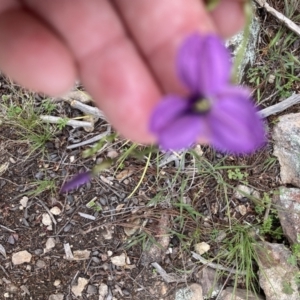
[0,2,300,300]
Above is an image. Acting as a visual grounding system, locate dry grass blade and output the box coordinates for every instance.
[254,0,300,37]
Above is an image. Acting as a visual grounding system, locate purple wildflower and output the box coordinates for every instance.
[150,34,266,154]
[60,171,91,193]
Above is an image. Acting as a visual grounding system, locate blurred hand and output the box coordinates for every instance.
[0,0,245,143]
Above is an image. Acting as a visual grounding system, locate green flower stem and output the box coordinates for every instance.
[232,0,253,83]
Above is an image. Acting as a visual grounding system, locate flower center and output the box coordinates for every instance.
[193,98,211,113]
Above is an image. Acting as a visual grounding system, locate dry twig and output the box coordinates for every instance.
[151,262,187,283]
[254,0,300,37]
[70,100,106,120]
[192,252,246,275]
[0,224,16,233]
[66,126,111,149]
[40,115,93,128]
[258,93,300,118]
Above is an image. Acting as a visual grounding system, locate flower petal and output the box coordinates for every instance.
[208,87,266,153]
[60,172,91,193]
[177,34,231,95]
[149,95,188,133]
[158,115,202,150]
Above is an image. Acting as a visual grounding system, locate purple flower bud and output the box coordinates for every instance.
[60,171,91,193]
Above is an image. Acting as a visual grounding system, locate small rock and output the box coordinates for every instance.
[175,284,203,300]
[12,250,32,265]
[42,213,52,226]
[111,253,126,267]
[53,279,61,287]
[220,287,264,300]
[274,187,300,244]
[35,171,44,180]
[273,113,300,187]
[66,195,74,204]
[194,242,210,255]
[87,284,97,295]
[194,144,203,156]
[7,235,15,245]
[99,198,107,206]
[49,294,64,300]
[107,150,118,159]
[64,223,72,232]
[100,175,113,185]
[92,257,100,264]
[71,277,88,297]
[99,283,108,300]
[103,226,113,240]
[5,283,19,294]
[124,219,140,236]
[101,253,108,261]
[160,283,168,296]
[107,251,113,257]
[34,249,43,255]
[116,203,125,212]
[268,74,276,84]
[73,250,91,260]
[116,169,133,181]
[45,237,56,250]
[238,204,247,216]
[20,196,29,208]
[36,260,46,268]
[257,242,300,300]
[234,185,259,200]
[50,206,61,215]
[122,289,130,296]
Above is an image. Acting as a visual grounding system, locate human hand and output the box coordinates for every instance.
[0,0,245,144]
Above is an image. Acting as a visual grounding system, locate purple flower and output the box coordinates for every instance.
[150,34,266,154]
[60,171,91,193]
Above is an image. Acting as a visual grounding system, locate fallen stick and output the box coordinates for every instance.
[0,224,16,233]
[151,262,187,283]
[70,100,106,120]
[67,126,111,149]
[258,93,300,118]
[192,252,246,275]
[254,0,300,37]
[58,90,92,104]
[40,115,93,128]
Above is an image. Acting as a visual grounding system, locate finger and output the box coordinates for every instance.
[24,0,161,143]
[210,0,246,38]
[0,8,76,95]
[0,0,19,12]
[113,0,216,94]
